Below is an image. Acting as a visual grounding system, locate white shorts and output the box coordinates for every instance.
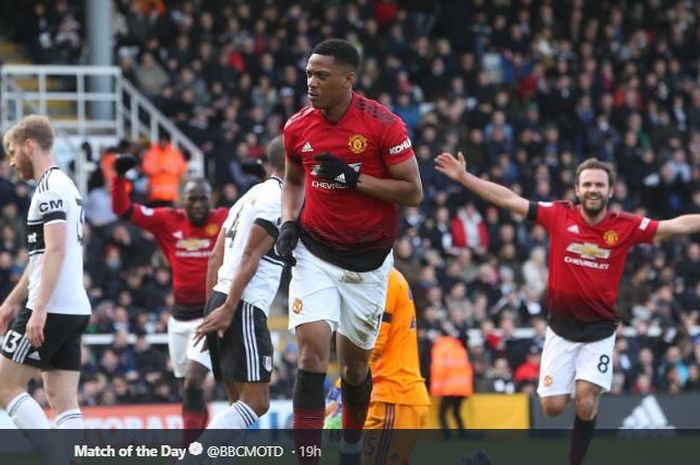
[537,326,615,397]
[287,242,393,350]
[167,316,211,378]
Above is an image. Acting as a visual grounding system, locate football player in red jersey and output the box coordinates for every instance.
[436,153,700,465]
[276,39,422,465]
[111,156,227,442]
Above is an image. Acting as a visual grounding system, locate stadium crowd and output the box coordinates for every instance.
[3,0,700,406]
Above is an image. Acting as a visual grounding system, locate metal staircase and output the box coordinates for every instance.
[0,64,204,193]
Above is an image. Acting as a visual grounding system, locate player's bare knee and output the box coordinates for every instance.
[340,362,369,385]
[239,384,270,416]
[245,396,270,417]
[47,392,78,413]
[184,361,209,387]
[0,375,26,406]
[575,396,597,421]
[0,385,21,407]
[541,397,567,417]
[542,404,565,417]
[297,349,328,372]
[223,382,239,404]
[43,384,58,404]
[183,377,202,391]
[0,369,20,403]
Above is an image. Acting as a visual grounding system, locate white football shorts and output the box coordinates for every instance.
[537,326,616,397]
[167,315,212,378]
[288,241,393,350]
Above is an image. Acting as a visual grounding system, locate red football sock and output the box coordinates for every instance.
[292,369,327,465]
[293,408,324,465]
[341,371,372,446]
[182,408,208,446]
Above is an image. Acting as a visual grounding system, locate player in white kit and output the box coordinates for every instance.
[0,116,91,445]
[193,135,286,430]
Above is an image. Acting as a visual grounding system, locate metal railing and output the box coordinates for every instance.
[0,76,89,193]
[0,64,204,192]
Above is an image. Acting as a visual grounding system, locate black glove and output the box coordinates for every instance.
[314,153,360,188]
[275,221,301,266]
[114,154,138,176]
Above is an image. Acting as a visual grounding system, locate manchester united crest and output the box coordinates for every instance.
[205,223,219,236]
[603,230,619,246]
[348,134,368,154]
[543,375,553,387]
[292,298,303,314]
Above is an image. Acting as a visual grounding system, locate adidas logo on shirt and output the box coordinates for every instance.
[567,224,580,234]
[301,142,313,152]
[335,173,346,184]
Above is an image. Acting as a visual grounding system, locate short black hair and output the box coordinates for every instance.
[312,39,360,72]
[184,178,212,197]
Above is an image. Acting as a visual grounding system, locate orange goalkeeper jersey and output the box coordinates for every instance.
[369,268,431,407]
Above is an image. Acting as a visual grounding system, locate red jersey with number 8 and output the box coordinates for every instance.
[534,201,659,341]
[283,93,415,272]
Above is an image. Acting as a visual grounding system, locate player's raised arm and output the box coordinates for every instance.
[435,151,530,217]
[111,155,138,218]
[654,214,700,241]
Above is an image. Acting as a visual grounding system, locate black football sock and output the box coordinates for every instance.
[569,415,596,465]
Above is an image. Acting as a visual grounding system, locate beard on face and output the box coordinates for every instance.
[13,156,33,181]
[581,195,608,216]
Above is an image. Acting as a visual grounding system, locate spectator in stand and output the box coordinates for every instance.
[521,246,548,296]
[486,357,516,394]
[451,203,489,255]
[141,134,188,207]
[514,345,541,392]
[134,51,171,99]
[430,331,473,440]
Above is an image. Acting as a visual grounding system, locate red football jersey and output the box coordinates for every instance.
[534,201,658,340]
[129,204,228,316]
[283,92,415,271]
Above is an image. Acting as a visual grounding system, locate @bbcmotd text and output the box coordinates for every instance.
[205,445,286,458]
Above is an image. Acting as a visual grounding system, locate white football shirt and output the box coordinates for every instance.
[26,167,91,315]
[214,176,283,315]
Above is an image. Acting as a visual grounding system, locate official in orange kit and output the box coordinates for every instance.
[362,267,431,465]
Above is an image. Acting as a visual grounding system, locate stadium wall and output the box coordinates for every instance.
[530,393,700,429]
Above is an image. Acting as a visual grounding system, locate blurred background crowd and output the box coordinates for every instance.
[2,0,700,408]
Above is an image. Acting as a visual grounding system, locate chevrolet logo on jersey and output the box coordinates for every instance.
[565,242,611,270]
[565,242,611,260]
[176,238,211,251]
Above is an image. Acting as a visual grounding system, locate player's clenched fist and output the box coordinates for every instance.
[114,154,138,176]
[275,221,301,266]
[314,152,360,188]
